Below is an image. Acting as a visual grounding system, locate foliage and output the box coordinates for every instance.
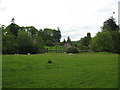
[79,33,91,50]
[90,17,120,53]
[2,35,18,54]
[38,28,61,46]
[110,31,120,53]
[21,26,38,36]
[101,17,119,32]
[67,36,71,43]
[79,45,89,50]
[66,46,79,53]
[33,35,45,53]
[17,30,38,54]
[71,41,80,47]
[45,40,54,46]
[2,19,62,54]
[90,32,114,52]
[52,29,61,42]
[5,23,20,37]
[2,17,120,54]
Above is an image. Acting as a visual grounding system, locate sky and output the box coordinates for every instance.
[0,0,119,41]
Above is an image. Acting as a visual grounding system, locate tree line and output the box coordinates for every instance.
[1,17,120,54]
[78,16,120,53]
[2,18,62,54]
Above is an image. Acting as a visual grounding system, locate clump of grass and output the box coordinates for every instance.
[48,60,52,64]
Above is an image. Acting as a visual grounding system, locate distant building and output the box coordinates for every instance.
[118,1,120,27]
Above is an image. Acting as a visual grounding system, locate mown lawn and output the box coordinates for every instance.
[2,52,118,88]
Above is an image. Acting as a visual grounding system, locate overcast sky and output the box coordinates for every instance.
[0,0,119,41]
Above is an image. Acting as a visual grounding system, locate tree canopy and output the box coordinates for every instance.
[101,17,119,32]
[2,19,62,54]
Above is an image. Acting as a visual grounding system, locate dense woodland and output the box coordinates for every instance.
[1,17,120,54]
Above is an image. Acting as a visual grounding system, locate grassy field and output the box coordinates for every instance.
[2,52,118,88]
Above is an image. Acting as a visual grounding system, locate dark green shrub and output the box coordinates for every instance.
[66,47,79,53]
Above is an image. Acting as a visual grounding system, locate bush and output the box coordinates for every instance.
[66,47,79,53]
[90,32,114,52]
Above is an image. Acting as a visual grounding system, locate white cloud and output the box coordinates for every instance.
[0,0,118,41]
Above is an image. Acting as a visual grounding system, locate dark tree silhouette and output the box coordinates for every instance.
[102,17,119,32]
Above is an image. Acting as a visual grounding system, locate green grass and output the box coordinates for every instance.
[2,52,118,88]
[45,46,64,50]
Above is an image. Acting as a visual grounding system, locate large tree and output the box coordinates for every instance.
[38,28,61,46]
[90,17,120,53]
[101,17,119,32]
[17,30,38,54]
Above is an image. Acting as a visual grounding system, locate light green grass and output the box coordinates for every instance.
[2,52,118,88]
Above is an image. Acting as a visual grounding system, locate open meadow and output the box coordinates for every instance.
[2,52,118,88]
